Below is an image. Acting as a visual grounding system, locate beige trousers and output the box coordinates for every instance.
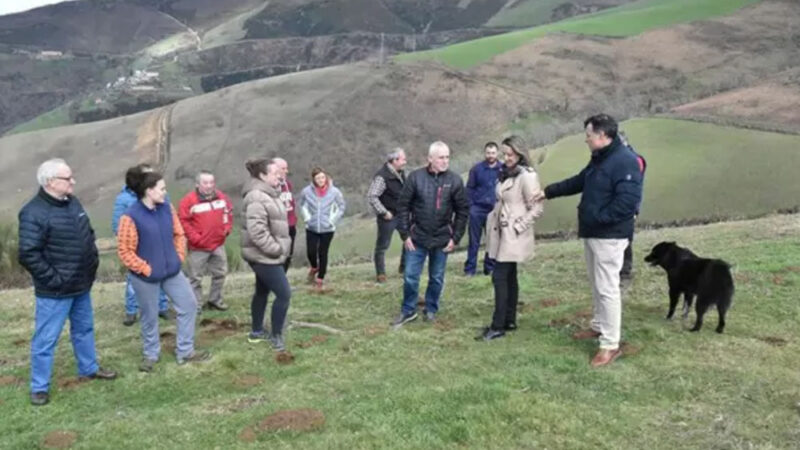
[583,238,628,350]
[186,246,228,306]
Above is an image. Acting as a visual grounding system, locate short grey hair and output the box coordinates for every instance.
[195,170,214,184]
[271,157,287,167]
[386,147,405,162]
[36,158,68,187]
[428,141,449,157]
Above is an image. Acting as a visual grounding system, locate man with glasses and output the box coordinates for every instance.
[18,159,117,406]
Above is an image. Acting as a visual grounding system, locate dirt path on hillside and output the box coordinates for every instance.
[133,104,175,171]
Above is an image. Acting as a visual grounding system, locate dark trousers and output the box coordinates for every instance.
[620,238,633,279]
[249,263,291,335]
[306,230,334,280]
[283,226,297,272]
[465,207,495,275]
[491,262,518,330]
[374,216,406,276]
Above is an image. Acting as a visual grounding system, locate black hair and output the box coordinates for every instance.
[131,171,164,199]
[583,114,618,140]
[124,163,153,189]
[245,158,272,178]
[484,141,499,150]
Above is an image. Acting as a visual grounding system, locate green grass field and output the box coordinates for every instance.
[397,0,761,68]
[4,104,72,137]
[535,118,800,234]
[1,214,798,449]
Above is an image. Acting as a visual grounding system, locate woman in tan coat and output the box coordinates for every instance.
[241,158,293,351]
[478,135,544,341]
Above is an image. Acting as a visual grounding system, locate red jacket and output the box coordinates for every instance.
[178,190,233,251]
[280,179,298,227]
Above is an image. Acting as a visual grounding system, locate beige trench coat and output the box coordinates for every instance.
[486,168,544,263]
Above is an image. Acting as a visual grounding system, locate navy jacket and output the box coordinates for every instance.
[466,160,502,211]
[397,166,469,249]
[544,137,643,239]
[18,189,99,298]
[125,201,183,282]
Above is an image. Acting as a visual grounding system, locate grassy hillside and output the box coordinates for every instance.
[398,0,762,68]
[1,214,798,448]
[535,118,800,233]
[486,0,635,28]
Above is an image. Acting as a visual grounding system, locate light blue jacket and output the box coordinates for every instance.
[299,182,346,233]
[111,185,171,235]
[111,185,137,235]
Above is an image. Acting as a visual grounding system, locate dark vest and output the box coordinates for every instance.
[125,201,182,282]
[376,164,405,215]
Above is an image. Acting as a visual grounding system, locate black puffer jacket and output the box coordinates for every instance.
[18,189,99,298]
[397,166,469,249]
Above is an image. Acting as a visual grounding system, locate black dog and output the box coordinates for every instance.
[644,241,734,333]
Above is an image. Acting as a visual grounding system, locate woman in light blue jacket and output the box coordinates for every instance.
[299,167,346,291]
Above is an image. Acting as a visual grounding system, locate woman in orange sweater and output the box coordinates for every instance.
[117,171,209,372]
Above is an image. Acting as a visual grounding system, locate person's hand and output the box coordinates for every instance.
[533,191,547,202]
[384,211,393,220]
[404,238,416,251]
[443,239,455,253]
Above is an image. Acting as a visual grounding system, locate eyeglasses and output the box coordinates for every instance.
[53,176,75,182]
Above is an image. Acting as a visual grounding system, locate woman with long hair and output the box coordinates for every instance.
[117,171,209,371]
[241,158,292,351]
[478,135,544,341]
[299,167,346,292]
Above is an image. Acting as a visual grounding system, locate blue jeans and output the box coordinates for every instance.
[30,292,99,393]
[464,208,495,275]
[402,244,448,315]
[125,273,168,315]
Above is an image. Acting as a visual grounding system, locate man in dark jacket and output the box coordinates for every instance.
[392,141,469,327]
[537,114,643,368]
[464,141,502,276]
[18,159,116,406]
[367,148,407,283]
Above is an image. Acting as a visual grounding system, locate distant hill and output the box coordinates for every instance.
[0,0,639,133]
[1,0,796,238]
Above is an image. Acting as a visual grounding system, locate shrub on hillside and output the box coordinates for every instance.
[0,222,29,288]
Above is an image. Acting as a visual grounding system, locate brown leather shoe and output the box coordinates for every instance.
[590,348,622,368]
[376,274,387,283]
[572,329,601,340]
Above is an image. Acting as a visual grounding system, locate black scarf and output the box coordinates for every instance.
[499,163,527,182]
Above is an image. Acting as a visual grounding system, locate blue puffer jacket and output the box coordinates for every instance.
[466,160,503,211]
[18,189,99,298]
[544,137,643,239]
[111,185,137,235]
[112,185,170,234]
[299,182,346,233]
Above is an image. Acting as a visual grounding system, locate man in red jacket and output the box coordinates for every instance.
[178,170,233,311]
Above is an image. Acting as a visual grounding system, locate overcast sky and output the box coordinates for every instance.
[0,0,76,16]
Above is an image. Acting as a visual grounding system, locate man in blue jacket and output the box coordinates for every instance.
[112,164,170,326]
[537,114,643,368]
[19,159,117,406]
[464,142,502,276]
